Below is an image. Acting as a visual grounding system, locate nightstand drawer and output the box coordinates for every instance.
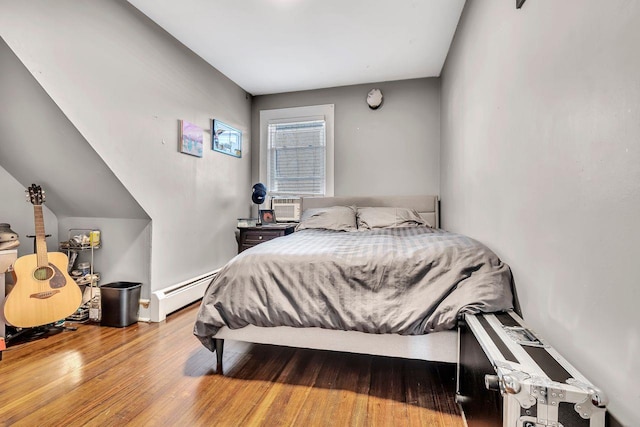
[243,230,283,245]
[237,225,296,253]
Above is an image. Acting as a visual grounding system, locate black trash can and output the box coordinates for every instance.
[100,281,142,327]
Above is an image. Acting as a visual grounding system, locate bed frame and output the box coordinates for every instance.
[212,195,458,367]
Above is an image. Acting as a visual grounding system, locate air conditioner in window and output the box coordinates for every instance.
[271,197,301,222]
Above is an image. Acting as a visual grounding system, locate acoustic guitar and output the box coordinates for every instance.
[3,184,82,328]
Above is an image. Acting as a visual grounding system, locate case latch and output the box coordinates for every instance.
[503,326,548,347]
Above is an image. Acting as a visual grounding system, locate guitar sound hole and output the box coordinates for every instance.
[33,266,54,281]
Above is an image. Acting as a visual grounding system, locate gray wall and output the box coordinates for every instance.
[0,36,152,288]
[57,217,151,295]
[441,0,640,423]
[0,38,148,221]
[0,0,252,293]
[252,79,440,197]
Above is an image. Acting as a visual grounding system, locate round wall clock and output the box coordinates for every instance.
[366,88,383,110]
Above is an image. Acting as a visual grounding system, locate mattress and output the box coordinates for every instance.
[194,227,513,352]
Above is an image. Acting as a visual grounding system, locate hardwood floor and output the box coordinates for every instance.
[0,303,465,426]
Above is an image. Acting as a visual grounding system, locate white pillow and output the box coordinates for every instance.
[296,205,358,232]
[357,207,429,230]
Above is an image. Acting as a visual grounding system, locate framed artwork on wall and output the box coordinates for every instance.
[179,120,203,158]
[212,119,242,158]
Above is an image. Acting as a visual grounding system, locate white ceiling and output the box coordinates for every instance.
[127,0,465,96]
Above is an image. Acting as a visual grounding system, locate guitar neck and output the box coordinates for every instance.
[34,205,49,268]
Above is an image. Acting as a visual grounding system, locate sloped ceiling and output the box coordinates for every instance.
[0,38,148,220]
[127,0,466,95]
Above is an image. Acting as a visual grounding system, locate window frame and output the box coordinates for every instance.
[259,104,335,198]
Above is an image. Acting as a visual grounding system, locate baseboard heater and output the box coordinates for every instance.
[148,269,219,322]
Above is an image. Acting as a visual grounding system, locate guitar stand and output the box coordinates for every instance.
[1,323,78,361]
[25,234,52,253]
[1,326,57,360]
[5,322,76,347]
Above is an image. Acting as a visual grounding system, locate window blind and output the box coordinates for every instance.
[267,119,326,196]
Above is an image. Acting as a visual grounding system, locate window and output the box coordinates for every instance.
[260,105,334,197]
[267,119,326,195]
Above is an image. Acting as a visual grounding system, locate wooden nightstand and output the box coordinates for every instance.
[237,224,296,253]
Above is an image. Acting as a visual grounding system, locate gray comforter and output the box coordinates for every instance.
[194,227,513,352]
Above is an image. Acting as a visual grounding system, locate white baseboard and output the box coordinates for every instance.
[148,269,218,322]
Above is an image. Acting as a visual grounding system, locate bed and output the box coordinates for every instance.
[193,195,514,367]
